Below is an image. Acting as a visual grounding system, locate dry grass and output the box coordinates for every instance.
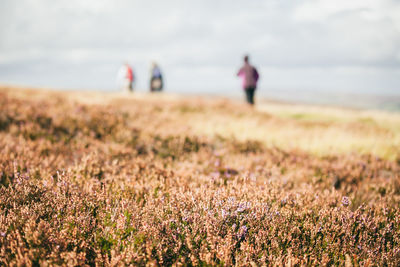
[0,85,399,266]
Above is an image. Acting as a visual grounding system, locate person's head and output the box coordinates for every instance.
[244,55,249,63]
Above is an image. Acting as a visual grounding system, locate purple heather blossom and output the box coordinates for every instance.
[232,223,237,231]
[236,204,246,213]
[221,209,228,219]
[236,202,251,213]
[228,197,236,204]
[342,196,351,207]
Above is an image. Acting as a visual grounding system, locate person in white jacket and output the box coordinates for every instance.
[117,63,134,92]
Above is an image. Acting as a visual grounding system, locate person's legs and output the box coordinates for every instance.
[249,88,255,105]
[245,87,255,105]
[150,78,154,92]
[124,79,131,92]
[245,89,251,104]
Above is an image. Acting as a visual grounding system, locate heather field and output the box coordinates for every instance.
[0,86,400,266]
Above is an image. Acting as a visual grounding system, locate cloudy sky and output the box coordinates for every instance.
[0,0,399,98]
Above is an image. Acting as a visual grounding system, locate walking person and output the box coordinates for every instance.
[117,63,134,92]
[237,55,259,105]
[150,62,163,92]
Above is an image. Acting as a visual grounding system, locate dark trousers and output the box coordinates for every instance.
[245,87,256,105]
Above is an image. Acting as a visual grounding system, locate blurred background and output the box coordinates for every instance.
[0,0,399,109]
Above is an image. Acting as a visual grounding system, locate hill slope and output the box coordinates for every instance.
[0,86,399,265]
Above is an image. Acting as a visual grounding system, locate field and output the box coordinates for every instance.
[0,85,399,266]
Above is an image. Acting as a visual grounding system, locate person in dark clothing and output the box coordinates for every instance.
[237,55,259,105]
[150,62,163,92]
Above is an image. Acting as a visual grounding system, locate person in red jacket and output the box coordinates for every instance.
[117,63,134,92]
[237,55,259,105]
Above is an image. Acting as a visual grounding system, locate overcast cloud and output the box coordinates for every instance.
[0,0,399,97]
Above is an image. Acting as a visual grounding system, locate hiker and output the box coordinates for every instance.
[150,62,163,92]
[237,55,259,105]
[117,63,134,92]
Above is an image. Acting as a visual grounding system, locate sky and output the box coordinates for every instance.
[0,0,399,98]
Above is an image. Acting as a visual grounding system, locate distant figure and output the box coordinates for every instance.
[237,55,259,105]
[150,62,163,92]
[117,63,134,92]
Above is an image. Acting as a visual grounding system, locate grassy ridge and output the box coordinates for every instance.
[0,86,399,266]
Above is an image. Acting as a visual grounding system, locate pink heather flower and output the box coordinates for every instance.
[232,224,237,231]
[228,197,236,203]
[342,196,351,207]
[210,172,220,180]
[237,202,251,213]
[221,209,228,219]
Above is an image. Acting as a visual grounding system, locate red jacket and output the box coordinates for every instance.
[126,66,133,81]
